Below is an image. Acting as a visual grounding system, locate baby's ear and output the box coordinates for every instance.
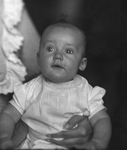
[79,57,87,71]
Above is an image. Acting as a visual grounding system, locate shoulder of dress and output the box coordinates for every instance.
[19,75,43,101]
[76,74,89,85]
[24,75,43,90]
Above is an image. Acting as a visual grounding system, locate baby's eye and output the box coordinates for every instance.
[46,46,55,52]
[65,48,74,54]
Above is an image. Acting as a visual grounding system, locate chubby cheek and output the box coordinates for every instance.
[39,54,49,65]
[67,58,80,70]
[39,56,51,72]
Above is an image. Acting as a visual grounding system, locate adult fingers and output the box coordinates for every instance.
[47,126,89,140]
[64,115,88,130]
[47,129,77,139]
[47,137,88,148]
[47,118,92,139]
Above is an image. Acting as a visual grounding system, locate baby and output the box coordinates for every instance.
[0,22,111,149]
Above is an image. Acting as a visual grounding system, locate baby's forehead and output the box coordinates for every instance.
[45,23,83,35]
[41,24,85,43]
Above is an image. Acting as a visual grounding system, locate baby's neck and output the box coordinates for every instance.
[44,76,73,84]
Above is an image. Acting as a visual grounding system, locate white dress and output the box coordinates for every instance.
[10,75,106,149]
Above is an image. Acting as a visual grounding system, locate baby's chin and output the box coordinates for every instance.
[44,76,73,84]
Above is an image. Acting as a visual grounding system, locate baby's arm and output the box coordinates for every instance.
[85,109,111,150]
[0,103,22,149]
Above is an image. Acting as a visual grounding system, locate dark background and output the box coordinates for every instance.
[24,0,127,149]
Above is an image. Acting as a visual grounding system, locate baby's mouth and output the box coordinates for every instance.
[52,64,65,70]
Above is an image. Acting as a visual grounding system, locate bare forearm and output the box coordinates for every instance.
[91,117,112,149]
[0,104,22,149]
[0,112,15,140]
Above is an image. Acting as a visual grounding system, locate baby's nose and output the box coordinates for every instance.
[53,52,63,61]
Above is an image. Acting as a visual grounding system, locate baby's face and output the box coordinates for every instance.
[38,26,87,83]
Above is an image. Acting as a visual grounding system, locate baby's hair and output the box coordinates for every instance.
[58,13,68,23]
[39,21,87,57]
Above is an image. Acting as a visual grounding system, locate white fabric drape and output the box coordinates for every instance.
[0,0,27,94]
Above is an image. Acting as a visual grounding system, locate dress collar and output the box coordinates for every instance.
[42,75,82,90]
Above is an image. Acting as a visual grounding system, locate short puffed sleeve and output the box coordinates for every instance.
[87,85,106,118]
[9,75,43,115]
[9,83,27,115]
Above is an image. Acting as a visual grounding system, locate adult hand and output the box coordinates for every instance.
[47,115,93,149]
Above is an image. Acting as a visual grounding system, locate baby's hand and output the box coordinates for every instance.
[0,139,13,150]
